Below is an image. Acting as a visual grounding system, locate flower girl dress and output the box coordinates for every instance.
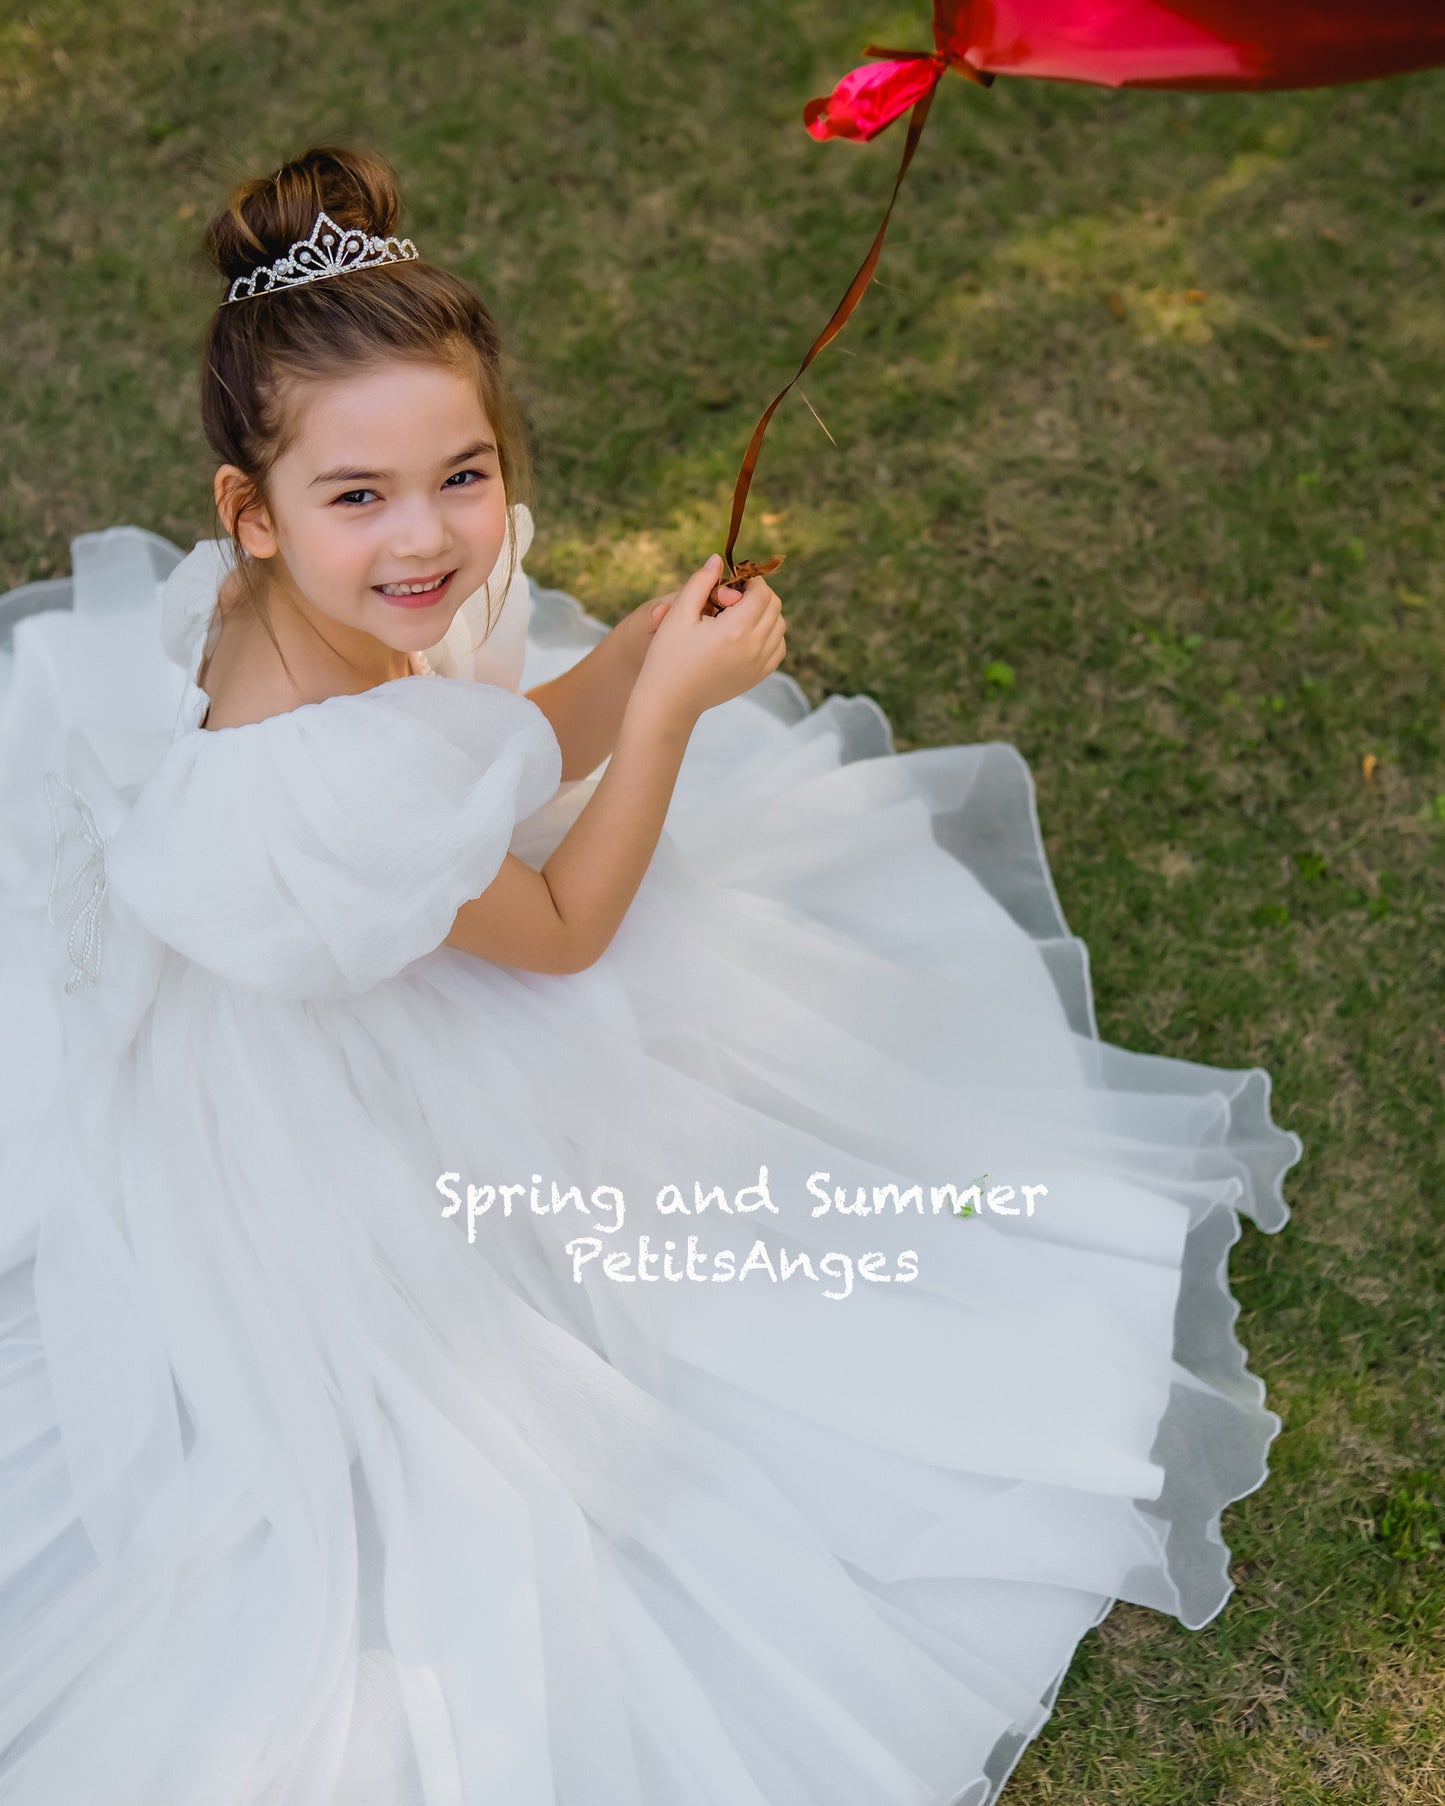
[0,505,1302,1806]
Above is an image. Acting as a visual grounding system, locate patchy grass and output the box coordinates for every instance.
[1,3,1441,1799]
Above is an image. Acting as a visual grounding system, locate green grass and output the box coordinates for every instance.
[2,3,1442,1799]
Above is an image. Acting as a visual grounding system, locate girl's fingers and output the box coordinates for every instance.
[734,581,780,628]
[679,553,725,614]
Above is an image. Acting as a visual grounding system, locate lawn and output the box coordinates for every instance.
[1,2,1441,1799]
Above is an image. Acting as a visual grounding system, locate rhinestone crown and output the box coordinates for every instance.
[224,208,419,305]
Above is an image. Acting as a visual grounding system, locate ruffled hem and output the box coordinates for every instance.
[0,538,1306,1806]
[524,579,1304,1806]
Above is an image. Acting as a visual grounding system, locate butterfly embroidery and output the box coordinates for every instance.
[42,770,108,992]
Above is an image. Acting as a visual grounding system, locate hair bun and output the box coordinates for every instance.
[202,144,403,292]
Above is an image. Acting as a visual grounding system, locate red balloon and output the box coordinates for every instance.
[806,0,1445,140]
[718,1,1445,572]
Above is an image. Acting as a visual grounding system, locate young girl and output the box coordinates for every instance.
[0,145,1302,1806]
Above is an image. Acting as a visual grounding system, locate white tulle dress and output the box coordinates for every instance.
[0,505,1303,1806]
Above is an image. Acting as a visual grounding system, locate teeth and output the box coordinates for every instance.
[378,575,448,596]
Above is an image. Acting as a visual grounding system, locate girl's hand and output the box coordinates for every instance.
[635,576,743,640]
[629,553,787,730]
[613,580,741,677]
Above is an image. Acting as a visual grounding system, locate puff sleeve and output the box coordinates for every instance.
[104,676,562,999]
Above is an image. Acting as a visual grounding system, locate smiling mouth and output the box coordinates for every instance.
[373,570,457,603]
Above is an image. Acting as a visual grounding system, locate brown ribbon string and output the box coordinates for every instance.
[719,75,943,577]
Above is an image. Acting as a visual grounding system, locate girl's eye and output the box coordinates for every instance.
[332,469,491,508]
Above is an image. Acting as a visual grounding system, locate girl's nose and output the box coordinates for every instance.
[388,514,450,562]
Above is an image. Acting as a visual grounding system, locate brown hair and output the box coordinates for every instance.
[199,143,531,683]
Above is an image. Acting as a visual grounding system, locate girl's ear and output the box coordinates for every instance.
[215,465,279,559]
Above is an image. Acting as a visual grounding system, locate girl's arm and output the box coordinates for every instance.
[446,556,786,975]
[443,701,693,973]
[522,596,672,783]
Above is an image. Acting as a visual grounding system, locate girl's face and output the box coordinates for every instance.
[220,358,509,659]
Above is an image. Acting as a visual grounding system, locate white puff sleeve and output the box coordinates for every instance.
[104,676,562,999]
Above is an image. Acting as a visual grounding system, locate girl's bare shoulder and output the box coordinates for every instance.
[197,575,306,731]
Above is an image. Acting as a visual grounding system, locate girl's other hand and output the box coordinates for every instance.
[630,554,787,730]
[639,575,742,636]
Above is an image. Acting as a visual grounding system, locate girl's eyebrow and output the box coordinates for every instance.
[309,440,497,486]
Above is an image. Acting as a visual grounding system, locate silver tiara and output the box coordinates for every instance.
[223,208,419,305]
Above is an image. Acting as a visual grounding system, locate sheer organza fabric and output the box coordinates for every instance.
[0,517,1301,1806]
